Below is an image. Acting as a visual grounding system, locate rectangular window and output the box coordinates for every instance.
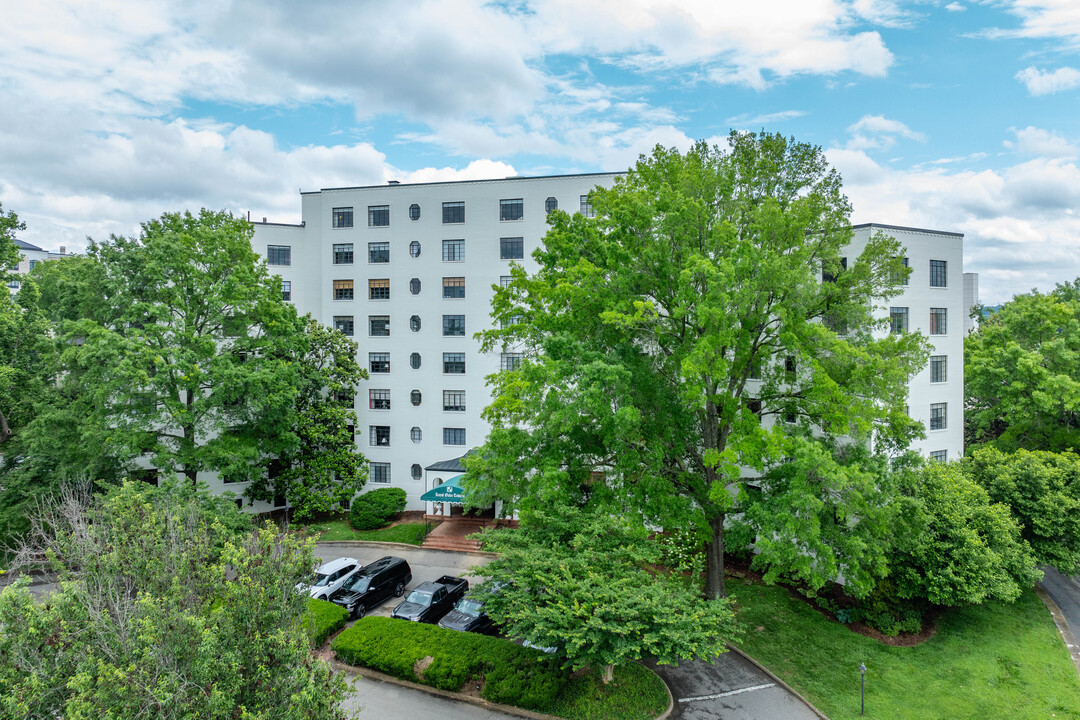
[443,390,466,412]
[370,426,391,446]
[443,352,465,374]
[267,245,291,266]
[930,260,947,288]
[333,280,354,301]
[369,278,389,300]
[333,316,354,337]
[930,402,947,430]
[893,256,909,285]
[370,389,390,410]
[930,355,947,383]
[369,316,390,337]
[442,238,464,262]
[369,352,390,373]
[500,314,523,330]
[370,462,391,484]
[500,275,513,288]
[442,201,465,224]
[28,259,37,270]
[890,307,909,334]
[333,243,354,264]
[500,237,524,260]
[369,242,389,263]
[443,277,465,299]
[368,205,390,227]
[501,352,522,371]
[336,389,354,406]
[930,308,947,335]
[443,427,466,445]
[443,315,465,336]
[580,194,595,218]
[930,450,948,463]
[332,207,354,228]
[822,257,847,283]
[281,280,291,302]
[500,198,523,221]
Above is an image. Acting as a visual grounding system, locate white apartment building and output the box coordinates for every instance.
[7,239,68,289]
[244,177,969,511]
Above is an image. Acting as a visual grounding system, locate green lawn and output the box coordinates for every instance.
[550,662,668,720]
[731,581,1080,720]
[294,514,431,544]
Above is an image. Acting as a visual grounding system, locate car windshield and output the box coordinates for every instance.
[406,590,432,605]
[312,573,330,587]
[343,575,370,593]
[455,598,483,617]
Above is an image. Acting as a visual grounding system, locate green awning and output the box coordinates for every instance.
[421,474,466,503]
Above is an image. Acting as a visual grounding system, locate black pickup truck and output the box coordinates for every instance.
[437,595,496,634]
[392,575,469,624]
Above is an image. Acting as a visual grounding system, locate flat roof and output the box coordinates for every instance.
[851,222,963,239]
[303,171,623,195]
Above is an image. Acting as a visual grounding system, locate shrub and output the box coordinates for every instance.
[851,580,926,636]
[349,487,407,530]
[332,617,564,711]
[303,598,349,646]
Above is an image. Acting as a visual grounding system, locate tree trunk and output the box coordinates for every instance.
[602,663,614,684]
[705,512,726,599]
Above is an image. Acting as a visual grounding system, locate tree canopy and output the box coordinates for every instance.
[966,282,1080,453]
[470,133,927,598]
[475,504,740,682]
[0,480,349,719]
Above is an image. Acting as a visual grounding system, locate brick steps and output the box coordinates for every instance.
[421,517,513,552]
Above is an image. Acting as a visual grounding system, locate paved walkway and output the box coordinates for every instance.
[647,651,822,720]
[341,670,520,720]
[1038,566,1080,674]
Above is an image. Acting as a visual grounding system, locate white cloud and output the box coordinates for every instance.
[844,115,927,150]
[986,0,1080,48]
[1015,66,1080,95]
[1003,126,1078,158]
[944,2,965,12]
[726,110,808,126]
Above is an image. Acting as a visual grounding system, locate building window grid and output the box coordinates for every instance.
[930,308,947,335]
[409,204,421,221]
[442,239,464,262]
[410,390,422,406]
[545,197,558,214]
[443,390,466,412]
[930,355,947,383]
[281,281,291,302]
[411,427,422,444]
[333,316,354,337]
[930,260,947,288]
[370,426,391,447]
[368,205,389,227]
[410,315,421,332]
[443,352,465,374]
[500,198,523,221]
[369,242,390,263]
[443,315,465,336]
[410,352,421,369]
[443,277,465,299]
[369,316,390,337]
[500,237,524,260]
[443,427,466,446]
[333,243,354,264]
[333,280,354,301]
[442,201,465,224]
[369,352,390,373]
[369,278,389,300]
[930,450,948,463]
[410,277,421,295]
[896,257,909,285]
[411,462,423,478]
[332,207,353,228]
[500,275,513,288]
[370,462,391,484]
[501,352,522,371]
[890,307,909,334]
[580,195,595,218]
[409,241,421,258]
[369,389,390,410]
[930,402,947,430]
[267,245,291,266]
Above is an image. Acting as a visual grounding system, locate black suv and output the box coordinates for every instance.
[329,556,412,618]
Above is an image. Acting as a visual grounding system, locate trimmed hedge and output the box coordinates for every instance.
[332,617,565,711]
[349,487,408,530]
[303,598,349,647]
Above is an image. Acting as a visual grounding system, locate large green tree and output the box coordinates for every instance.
[0,202,24,284]
[965,283,1080,453]
[471,133,926,598]
[476,505,739,683]
[0,480,349,719]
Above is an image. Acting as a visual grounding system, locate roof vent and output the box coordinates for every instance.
[59,245,66,254]
[388,180,400,185]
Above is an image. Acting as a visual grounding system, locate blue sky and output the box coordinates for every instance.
[2,0,1080,302]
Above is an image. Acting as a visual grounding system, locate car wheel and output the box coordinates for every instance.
[352,603,365,620]
[394,582,405,597]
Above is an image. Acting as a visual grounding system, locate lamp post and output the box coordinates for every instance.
[859,663,867,715]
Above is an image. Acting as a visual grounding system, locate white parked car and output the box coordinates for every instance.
[298,557,362,600]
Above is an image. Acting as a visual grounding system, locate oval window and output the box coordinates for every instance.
[411,429,422,445]
[545,196,558,214]
[409,241,421,258]
[409,204,421,221]
[410,352,421,369]
[411,462,423,478]
[410,278,421,295]
[410,390,422,406]
[410,315,421,332]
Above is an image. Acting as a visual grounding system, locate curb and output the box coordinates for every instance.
[331,657,675,720]
[315,539,497,558]
[726,645,831,720]
[1035,584,1080,678]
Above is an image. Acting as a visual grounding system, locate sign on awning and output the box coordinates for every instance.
[420,474,466,504]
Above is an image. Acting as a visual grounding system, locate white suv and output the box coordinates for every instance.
[299,557,361,600]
